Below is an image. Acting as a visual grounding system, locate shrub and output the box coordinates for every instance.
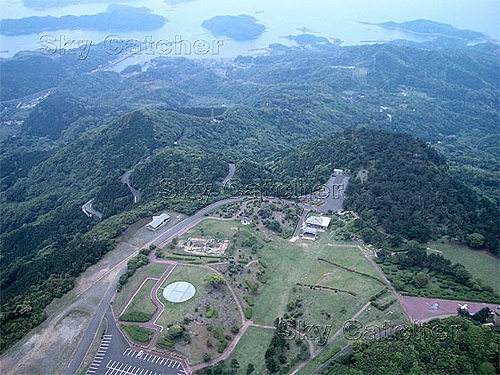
[218,340,228,353]
[245,307,253,319]
[118,311,154,323]
[157,336,175,347]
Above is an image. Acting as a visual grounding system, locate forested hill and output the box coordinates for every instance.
[262,128,499,253]
[3,43,498,203]
[320,317,499,375]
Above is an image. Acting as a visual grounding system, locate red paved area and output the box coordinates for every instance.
[400,296,498,322]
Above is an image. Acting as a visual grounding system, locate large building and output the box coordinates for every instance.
[146,213,170,231]
[306,216,331,230]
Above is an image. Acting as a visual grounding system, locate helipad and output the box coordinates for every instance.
[163,281,196,303]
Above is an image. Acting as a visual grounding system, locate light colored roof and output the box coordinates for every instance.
[240,217,252,223]
[148,213,170,228]
[303,227,317,234]
[306,216,331,227]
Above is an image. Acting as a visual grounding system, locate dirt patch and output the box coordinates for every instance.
[1,310,91,375]
[55,310,90,341]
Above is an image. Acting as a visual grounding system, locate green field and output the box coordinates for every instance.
[226,326,275,375]
[112,262,168,316]
[155,264,241,364]
[179,215,400,354]
[156,265,216,328]
[428,241,500,294]
[130,212,408,372]
[252,236,385,330]
[119,279,158,321]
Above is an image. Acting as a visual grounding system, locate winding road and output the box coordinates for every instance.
[67,167,356,375]
[120,170,141,203]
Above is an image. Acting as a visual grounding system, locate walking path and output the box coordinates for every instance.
[290,301,371,375]
[328,244,411,320]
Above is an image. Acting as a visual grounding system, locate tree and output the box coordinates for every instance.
[246,363,255,374]
[206,273,225,287]
[413,272,430,288]
[265,357,279,373]
[467,233,485,248]
[453,266,472,285]
[168,324,183,339]
[230,358,240,370]
[203,353,211,362]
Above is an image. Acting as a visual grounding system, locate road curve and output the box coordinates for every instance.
[67,190,343,374]
[223,163,235,186]
[66,196,247,374]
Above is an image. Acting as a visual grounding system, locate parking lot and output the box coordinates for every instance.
[84,307,187,375]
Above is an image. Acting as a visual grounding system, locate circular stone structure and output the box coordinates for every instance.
[163,281,196,303]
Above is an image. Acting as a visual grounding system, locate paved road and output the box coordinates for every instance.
[151,197,246,248]
[64,271,124,375]
[67,197,246,374]
[82,199,103,219]
[83,306,186,375]
[222,163,235,186]
[121,170,141,203]
[292,208,309,239]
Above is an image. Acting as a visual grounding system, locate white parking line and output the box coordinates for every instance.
[123,348,130,355]
[165,359,171,366]
[176,362,181,369]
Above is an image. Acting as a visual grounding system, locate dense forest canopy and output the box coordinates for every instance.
[0,40,498,354]
[321,317,499,375]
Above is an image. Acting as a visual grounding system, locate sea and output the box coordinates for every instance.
[0,0,499,68]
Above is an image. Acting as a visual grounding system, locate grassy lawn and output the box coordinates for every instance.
[295,298,407,375]
[151,213,406,370]
[252,230,383,329]
[112,262,168,316]
[76,317,107,375]
[155,265,241,364]
[119,279,158,321]
[156,266,217,327]
[226,326,275,375]
[428,241,500,294]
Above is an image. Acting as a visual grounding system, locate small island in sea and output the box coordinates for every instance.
[201,14,266,41]
[22,0,135,9]
[0,5,167,36]
[364,19,486,41]
[282,33,341,46]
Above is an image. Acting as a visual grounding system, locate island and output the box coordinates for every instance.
[0,5,167,36]
[22,0,135,9]
[201,14,266,41]
[282,33,341,47]
[364,19,486,41]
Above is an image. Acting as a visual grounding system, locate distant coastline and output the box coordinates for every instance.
[0,5,167,36]
[361,19,488,41]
